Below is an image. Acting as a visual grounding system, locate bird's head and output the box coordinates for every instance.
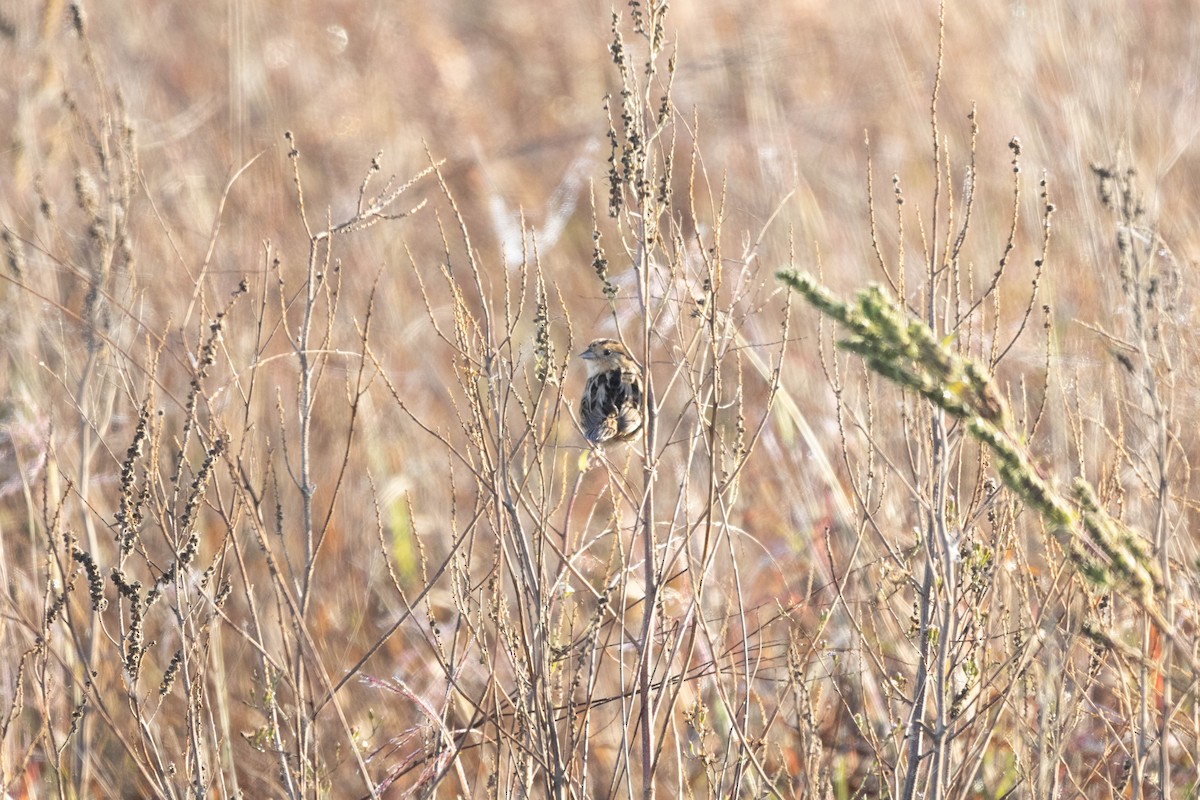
[579,339,635,376]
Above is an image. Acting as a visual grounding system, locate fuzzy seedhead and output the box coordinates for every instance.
[532,287,554,384]
[781,270,1164,607]
[71,548,107,612]
[780,270,1011,429]
[1,227,24,278]
[115,403,152,556]
[159,649,183,696]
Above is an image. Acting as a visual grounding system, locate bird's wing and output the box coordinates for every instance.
[604,369,642,438]
[581,368,643,443]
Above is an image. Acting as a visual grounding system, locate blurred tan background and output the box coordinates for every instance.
[2,0,1200,795]
[8,0,1199,310]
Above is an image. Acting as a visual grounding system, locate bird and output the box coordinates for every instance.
[578,338,643,446]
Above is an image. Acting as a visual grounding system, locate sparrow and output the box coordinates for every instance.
[578,338,643,446]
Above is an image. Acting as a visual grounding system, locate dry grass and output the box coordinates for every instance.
[1,0,1199,797]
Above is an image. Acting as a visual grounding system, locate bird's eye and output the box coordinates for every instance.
[602,349,611,356]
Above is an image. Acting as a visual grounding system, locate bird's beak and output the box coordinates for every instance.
[579,349,595,360]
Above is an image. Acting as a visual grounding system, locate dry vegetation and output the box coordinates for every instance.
[1,0,1200,798]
